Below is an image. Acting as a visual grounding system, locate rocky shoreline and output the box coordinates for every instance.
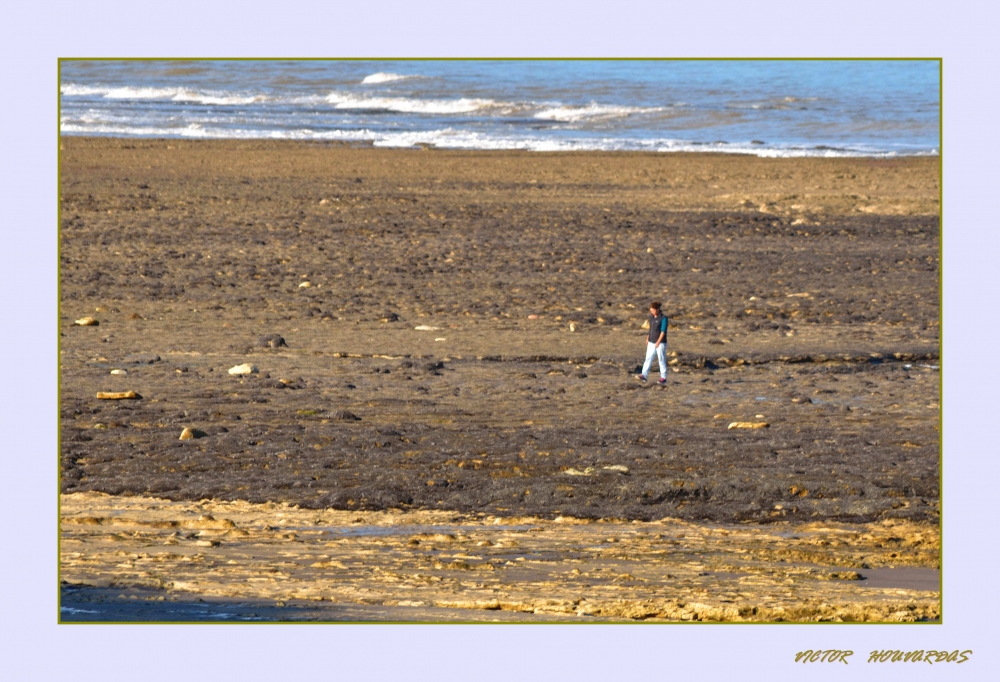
[60,138,940,619]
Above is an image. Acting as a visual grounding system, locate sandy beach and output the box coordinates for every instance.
[60,138,940,621]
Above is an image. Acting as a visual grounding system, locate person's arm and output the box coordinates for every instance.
[655,318,667,346]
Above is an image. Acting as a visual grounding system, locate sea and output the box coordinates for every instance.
[59,60,939,157]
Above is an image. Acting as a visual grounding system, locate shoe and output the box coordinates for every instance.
[635,375,647,382]
[658,378,667,385]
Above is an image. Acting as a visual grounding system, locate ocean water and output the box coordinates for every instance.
[60,60,939,157]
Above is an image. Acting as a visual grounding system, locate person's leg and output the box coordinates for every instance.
[641,341,655,378]
[655,343,667,379]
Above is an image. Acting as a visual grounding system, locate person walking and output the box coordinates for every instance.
[636,301,668,385]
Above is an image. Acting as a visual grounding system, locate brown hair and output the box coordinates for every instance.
[650,301,662,311]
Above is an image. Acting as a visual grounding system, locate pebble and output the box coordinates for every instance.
[74,317,99,326]
[728,421,770,429]
[228,363,258,375]
[96,391,140,400]
[255,334,287,349]
[123,353,161,364]
[569,322,576,332]
[414,325,441,331]
[602,465,630,474]
[179,427,207,440]
[298,281,312,288]
[110,369,127,375]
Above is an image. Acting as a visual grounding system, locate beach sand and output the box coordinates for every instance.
[60,138,940,621]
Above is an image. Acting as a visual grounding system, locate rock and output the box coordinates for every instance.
[569,322,577,332]
[255,334,287,349]
[414,325,440,331]
[380,312,400,322]
[728,421,770,429]
[74,317,99,326]
[602,465,630,474]
[123,353,161,364]
[564,467,594,476]
[298,281,312,288]
[110,369,127,375]
[333,410,361,421]
[641,320,650,330]
[126,312,143,320]
[179,427,207,440]
[824,571,864,581]
[527,314,539,320]
[228,363,258,375]
[96,391,141,400]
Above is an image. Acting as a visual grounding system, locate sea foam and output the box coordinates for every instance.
[361,72,417,84]
[533,103,663,122]
[325,92,497,115]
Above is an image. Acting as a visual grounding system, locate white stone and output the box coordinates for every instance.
[228,363,258,375]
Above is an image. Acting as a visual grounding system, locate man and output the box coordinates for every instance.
[636,301,668,385]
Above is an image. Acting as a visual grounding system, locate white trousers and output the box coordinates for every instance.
[642,341,667,379]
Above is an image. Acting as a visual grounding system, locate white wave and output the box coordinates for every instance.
[61,83,262,105]
[60,83,110,96]
[58,120,936,158]
[361,72,417,84]
[533,103,662,122]
[325,91,496,114]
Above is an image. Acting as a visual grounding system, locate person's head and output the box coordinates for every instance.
[649,301,662,314]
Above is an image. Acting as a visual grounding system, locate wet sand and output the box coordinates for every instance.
[60,492,939,622]
[59,138,939,620]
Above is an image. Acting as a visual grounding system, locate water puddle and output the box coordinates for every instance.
[856,566,939,591]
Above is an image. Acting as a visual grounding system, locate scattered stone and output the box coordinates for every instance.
[74,317,99,326]
[569,322,577,332]
[602,465,630,474]
[123,353,161,364]
[228,363,258,375]
[527,314,539,320]
[255,334,288,349]
[414,325,441,331]
[298,281,312,288]
[564,467,594,476]
[110,369,127,375]
[333,410,361,421]
[96,391,141,400]
[380,312,400,323]
[179,427,208,440]
[824,571,864,581]
[728,421,770,429]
